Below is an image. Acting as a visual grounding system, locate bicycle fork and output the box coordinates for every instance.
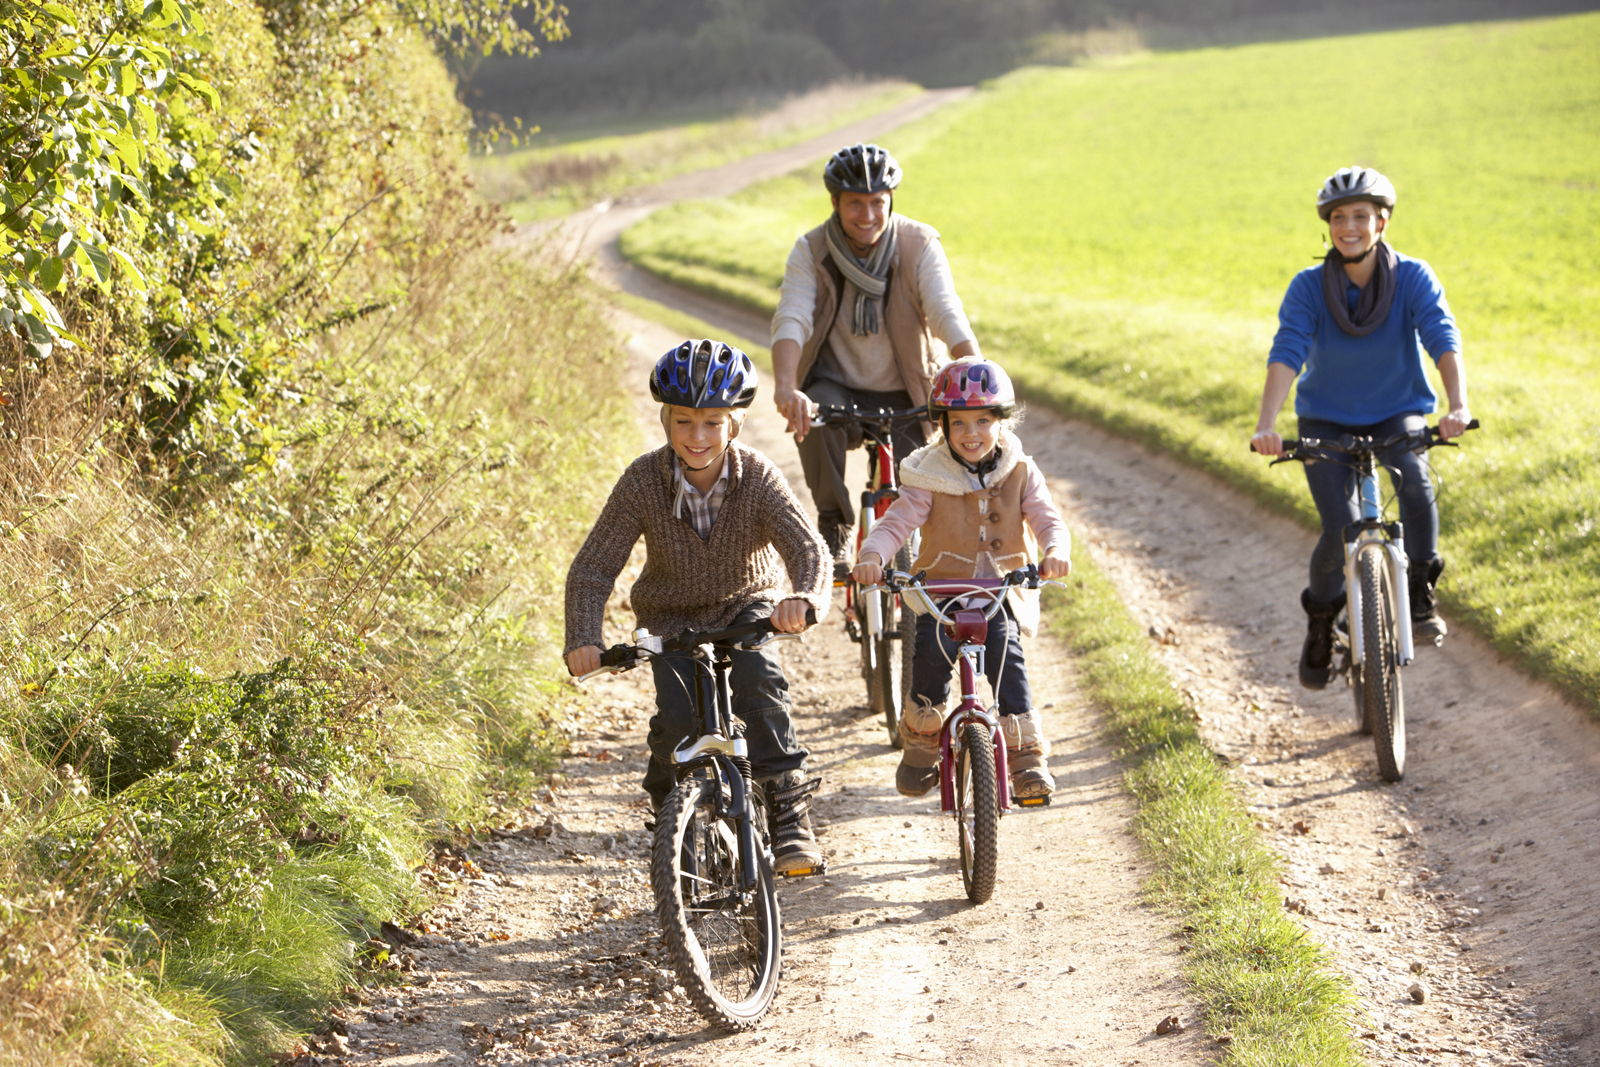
[936,644,1011,815]
[1343,467,1416,668]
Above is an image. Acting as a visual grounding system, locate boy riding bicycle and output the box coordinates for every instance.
[564,340,831,872]
[1250,167,1471,690]
[851,358,1071,801]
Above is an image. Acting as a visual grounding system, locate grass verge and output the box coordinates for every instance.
[1043,565,1360,1063]
[472,81,920,223]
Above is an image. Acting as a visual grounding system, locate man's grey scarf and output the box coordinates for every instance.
[824,212,899,336]
[1322,240,1397,337]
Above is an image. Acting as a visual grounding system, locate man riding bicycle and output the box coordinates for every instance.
[1250,166,1472,690]
[771,142,984,575]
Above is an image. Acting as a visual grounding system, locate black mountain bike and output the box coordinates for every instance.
[1267,420,1478,782]
[810,403,926,747]
[577,609,818,1030]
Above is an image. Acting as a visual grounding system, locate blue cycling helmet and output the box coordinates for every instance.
[649,339,758,409]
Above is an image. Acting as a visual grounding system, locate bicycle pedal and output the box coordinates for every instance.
[1010,795,1052,808]
[778,862,827,879]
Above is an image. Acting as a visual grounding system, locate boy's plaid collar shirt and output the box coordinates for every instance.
[672,455,729,539]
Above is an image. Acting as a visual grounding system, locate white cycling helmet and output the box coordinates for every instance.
[1316,166,1397,220]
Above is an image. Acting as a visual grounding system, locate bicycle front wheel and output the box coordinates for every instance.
[954,722,999,904]
[1357,547,1406,782]
[877,543,916,748]
[652,774,781,1031]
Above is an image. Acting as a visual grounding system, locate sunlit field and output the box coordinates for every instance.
[621,13,1600,709]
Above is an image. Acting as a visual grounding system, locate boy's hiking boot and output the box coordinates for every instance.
[764,770,824,873]
[1298,588,1346,690]
[1001,710,1054,800]
[1410,556,1447,643]
[819,520,852,583]
[895,697,945,797]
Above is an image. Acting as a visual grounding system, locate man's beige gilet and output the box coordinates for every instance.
[798,217,943,408]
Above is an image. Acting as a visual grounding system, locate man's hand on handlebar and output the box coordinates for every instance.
[566,644,601,677]
[771,597,815,634]
[852,551,884,588]
[1038,552,1071,580]
[774,383,817,443]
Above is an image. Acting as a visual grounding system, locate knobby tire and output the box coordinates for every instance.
[1358,548,1406,782]
[651,774,781,1031]
[878,543,915,748]
[955,722,999,904]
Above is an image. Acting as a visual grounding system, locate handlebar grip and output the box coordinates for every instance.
[598,645,633,668]
[804,606,818,627]
[1466,418,1480,430]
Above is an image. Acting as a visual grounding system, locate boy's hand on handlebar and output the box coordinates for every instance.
[1039,552,1071,580]
[772,597,813,634]
[1437,407,1472,441]
[852,552,884,587]
[1250,428,1285,458]
[567,645,602,677]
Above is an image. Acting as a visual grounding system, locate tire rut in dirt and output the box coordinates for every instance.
[650,775,781,1031]
[955,722,999,904]
[1357,547,1406,782]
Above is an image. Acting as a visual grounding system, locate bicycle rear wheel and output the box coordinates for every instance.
[652,773,781,1031]
[954,722,999,904]
[1357,547,1406,782]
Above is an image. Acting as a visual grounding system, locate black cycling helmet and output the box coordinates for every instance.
[823,142,902,196]
[649,339,758,409]
[1317,166,1397,220]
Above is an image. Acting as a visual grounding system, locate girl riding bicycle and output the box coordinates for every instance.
[1250,166,1472,690]
[851,358,1070,800]
[564,340,830,872]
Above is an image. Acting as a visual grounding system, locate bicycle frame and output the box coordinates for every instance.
[935,607,1012,816]
[848,420,908,650]
[1340,455,1416,669]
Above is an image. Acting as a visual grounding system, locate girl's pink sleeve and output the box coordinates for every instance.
[1021,459,1071,557]
[857,485,935,562]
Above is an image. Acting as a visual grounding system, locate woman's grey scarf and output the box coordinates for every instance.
[1322,239,1398,337]
[824,212,899,336]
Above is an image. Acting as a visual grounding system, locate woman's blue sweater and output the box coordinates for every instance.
[1268,250,1461,426]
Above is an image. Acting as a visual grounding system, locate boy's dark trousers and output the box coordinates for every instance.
[641,601,807,807]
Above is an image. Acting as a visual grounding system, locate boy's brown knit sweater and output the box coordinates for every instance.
[564,442,830,654]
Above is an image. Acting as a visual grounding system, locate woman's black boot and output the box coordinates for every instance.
[1299,589,1346,690]
[1410,556,1447,642]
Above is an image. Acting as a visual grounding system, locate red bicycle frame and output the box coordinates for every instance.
[924,597,1011,816]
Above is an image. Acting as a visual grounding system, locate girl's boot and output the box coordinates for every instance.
[1001,711,1054,799]
[895,696,946,797]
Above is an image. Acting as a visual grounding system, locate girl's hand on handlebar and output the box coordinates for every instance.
[852,552,884,587]
[1250,428,1285,458]
[1438,407,1472,441]
[772,598,814,634]
[567,645,602,677]
[1039,552,1071,580]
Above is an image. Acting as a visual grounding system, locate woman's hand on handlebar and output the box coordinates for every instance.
[1250,427,1285,459]
[772,597,815,634]
[567,644,602,677]
[852,551,884,588]
[1437,406,1472,441]
[1039,552,1071,580]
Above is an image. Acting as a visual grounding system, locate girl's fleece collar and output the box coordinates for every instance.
[899,428,1022,496]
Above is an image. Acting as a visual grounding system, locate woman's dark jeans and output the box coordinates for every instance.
[1298,412,1439,603]
[909,600,1032,718]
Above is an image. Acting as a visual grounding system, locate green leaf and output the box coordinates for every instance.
[175,72,219,111]
[107,128,142,169]
[37,256,65,291]
[142,0,180,29]
[110,247,147,291]
[76,242,112,288]
[41,2,78,24]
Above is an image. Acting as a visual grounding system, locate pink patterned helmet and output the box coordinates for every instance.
[928,357,1016,419]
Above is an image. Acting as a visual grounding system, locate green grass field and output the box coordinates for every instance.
[620,13,1600,713]
[470,81,920,222]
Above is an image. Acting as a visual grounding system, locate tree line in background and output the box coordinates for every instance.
[468,0,1567,128]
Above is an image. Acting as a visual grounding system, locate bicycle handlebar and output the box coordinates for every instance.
[870,565,1067,627]
[809,403,928,429]
[580,607,819,682]
[1257,419,1480,465]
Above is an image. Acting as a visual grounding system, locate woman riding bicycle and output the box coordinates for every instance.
[1250,166,1472,690]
